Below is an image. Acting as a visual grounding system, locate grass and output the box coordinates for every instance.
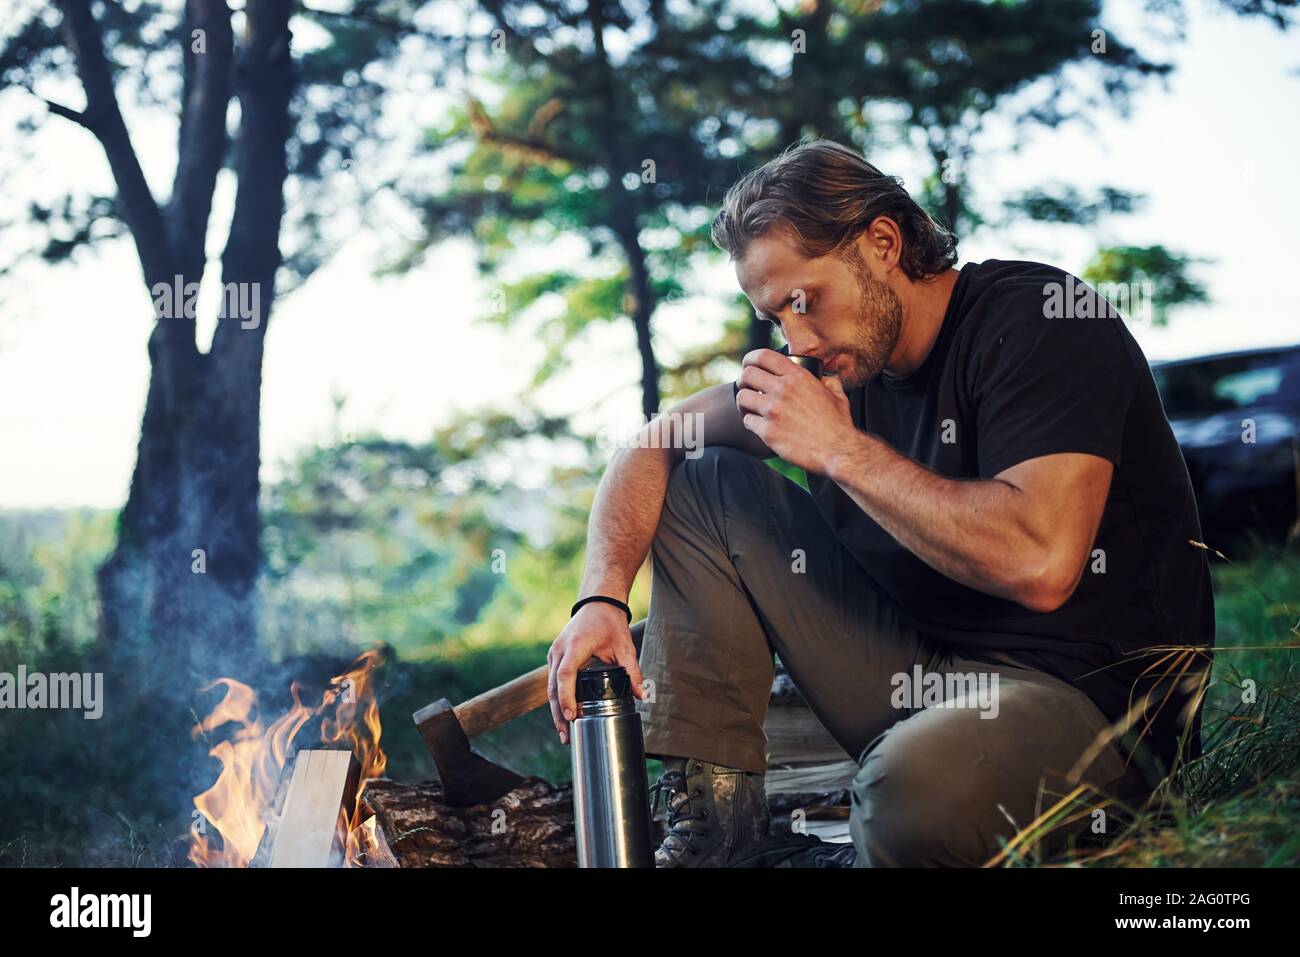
[991,544,1300,867]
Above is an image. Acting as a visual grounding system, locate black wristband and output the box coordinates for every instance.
[571,595,632,623]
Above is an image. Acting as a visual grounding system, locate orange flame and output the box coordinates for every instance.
[189,649,387,867]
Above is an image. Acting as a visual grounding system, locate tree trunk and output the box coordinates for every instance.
[77,0,291,690]
[929,144,964,236]
[589,0,660,419]
[759,0,834,359]
[616,223,661,419]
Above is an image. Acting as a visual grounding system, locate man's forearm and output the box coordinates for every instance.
[577,444,678,603]
[824,431,1059,609]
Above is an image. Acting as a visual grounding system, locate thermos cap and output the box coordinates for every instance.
[576,663,633,703]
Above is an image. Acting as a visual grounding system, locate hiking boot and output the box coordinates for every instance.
[648,757,771,867]
[724,832,860,868]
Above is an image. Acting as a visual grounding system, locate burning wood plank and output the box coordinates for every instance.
[265,749,361,868]
[190,651,387,868]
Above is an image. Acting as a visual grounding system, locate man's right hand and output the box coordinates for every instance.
[548,601,646,744]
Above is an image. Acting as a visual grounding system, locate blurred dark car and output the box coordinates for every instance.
[1151,345,1300,552]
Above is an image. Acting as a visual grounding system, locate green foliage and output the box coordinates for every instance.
[773,0,1173,233]
[0,511,192,867]
[1083,244,1212,325]
[0,510,115,658]
[259,408,586,660]
[764,458,809,490]
[402,0,789,413]
[395,0,1215,423]
[0,2,446,287]
[1003,185,1143,226]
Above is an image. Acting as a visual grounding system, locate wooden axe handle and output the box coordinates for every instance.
[455,664,550,739]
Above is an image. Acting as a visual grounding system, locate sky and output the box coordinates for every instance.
[1,1,1298,510]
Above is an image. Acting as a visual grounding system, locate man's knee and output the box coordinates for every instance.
[851,739,956,866]
[665,444,759,498]
[849,724,1001,867]
[660,445,768,537]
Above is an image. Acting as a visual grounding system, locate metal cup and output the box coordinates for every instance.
[787,355,823,376]
[734,354,824,400]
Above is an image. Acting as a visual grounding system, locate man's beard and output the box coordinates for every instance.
[832,245,903,390]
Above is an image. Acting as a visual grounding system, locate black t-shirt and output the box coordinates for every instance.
[803,259,1215,778]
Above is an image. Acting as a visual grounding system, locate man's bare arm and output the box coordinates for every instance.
[548,381,770,741]
[577,382,771,603]
[825,436,1113,612]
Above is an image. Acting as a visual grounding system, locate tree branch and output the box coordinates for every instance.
[211,0,294,360]
[41,95,92,129]
[168,0,234,278]
[53,0,173,292]
[466,96,592,167]
[299,4,464,43]
[15,79,93,130]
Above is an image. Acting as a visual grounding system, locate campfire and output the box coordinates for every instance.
[189,649,388,868]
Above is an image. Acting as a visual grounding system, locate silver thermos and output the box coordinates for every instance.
[570,663,655,868]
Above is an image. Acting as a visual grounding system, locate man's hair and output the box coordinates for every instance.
[710,138,958,281]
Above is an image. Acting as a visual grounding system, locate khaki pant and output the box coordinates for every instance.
[632,446,1150,867]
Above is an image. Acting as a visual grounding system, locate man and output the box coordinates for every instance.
[546,139,1215,867]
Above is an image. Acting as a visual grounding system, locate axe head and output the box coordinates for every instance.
[413,699,525,807]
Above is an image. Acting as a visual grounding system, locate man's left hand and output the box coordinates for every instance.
[735,349,859,475]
